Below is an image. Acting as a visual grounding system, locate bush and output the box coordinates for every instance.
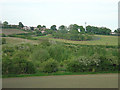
[31,48,50,63]
[2,38,6,44]
[66,56,90,72]
[52,31,93,41]
[48,45,70,62]
[42,58,58,73]
[97,55,118,71]
[2,34,6,37]
[2,56,36,75]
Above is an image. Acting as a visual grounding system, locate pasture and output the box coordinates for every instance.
[2,29,28,35]
[49,35,118,46]
[2,37,39,46]
[3,74,118,88]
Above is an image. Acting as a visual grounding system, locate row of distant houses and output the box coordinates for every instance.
[23,26,48,34]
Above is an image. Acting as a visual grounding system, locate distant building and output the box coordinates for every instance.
[34,27,39,30]
[41,30,45,34]
[111,32,116,35]
[23,26,31,30]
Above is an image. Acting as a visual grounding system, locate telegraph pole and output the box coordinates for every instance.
[85,22,87,31]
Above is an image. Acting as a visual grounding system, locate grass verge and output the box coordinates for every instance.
[3,71,118,78]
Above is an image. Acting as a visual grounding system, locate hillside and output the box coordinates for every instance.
[49,35,118,46]
[2,29,28,35]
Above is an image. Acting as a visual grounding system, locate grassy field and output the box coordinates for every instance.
[2,37,39,46]
[3,34,118,46]
[2,29,28,35]
[49,35,118,46]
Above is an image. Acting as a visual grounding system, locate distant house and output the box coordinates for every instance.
[34,27,39,30]
[41,30,45,34]
[23,26,31,30]
[111,32,116,35]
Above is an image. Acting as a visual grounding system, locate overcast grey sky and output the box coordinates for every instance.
[0,0,119,31]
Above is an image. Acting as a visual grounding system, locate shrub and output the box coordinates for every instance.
[66,56,90,72]
[42,58,58,73]
[2,56,36,75]
[2,34,6,37]
[31,48,50,63]
[2,38,6,44]
[48,45,70,62]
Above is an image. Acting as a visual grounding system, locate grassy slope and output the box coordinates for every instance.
[2,34,118,78]
[2,37,39,46]
[49,35,118,46]
[2,29,28,35]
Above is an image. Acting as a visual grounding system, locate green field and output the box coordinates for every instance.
[49,35,118,46]
[3,35,118,46]
[2,29,28,35]
[2,37,39,46]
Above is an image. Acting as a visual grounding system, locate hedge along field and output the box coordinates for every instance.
[49,35,118,46]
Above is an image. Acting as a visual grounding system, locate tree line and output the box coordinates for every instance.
[2,21,119,35]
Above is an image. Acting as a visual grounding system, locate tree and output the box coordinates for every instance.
[41,25,46,30]
[50,25,57,31]
[42,58,58,73]
[37,25,41,28]
[30,27,34,30]
[68,24,79,34]
[18,22,24,28]
[3,21,8,26]
[37,25,42,30]
[114,28,120,34]
[58,25,68,33]
[3,21,8,28]
[86,25,111,35]
[79,26,85,33]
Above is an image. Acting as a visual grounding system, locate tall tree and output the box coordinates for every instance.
[3,21,8,28]
[58,25,68,33]
[18,22,24,29]
[3,21,8,26]
[79,26,85,33]
[68,24,79,34]
[50,25,57,31]
[37,25,42,28]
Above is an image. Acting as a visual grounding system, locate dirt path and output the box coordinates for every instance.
[3,74,118,88]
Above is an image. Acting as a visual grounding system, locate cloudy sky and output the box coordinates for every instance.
[0,0,119,31]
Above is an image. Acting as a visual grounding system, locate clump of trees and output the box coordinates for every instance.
[86,25,111,35]
[66,55,118,72]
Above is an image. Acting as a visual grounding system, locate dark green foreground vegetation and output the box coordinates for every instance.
[1,22,119,77]
[2,38,118,77]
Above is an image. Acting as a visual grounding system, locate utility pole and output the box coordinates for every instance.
[85,22,87,31]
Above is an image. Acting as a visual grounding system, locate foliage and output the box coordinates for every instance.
[50,25,57,31]
[2,38,6,44]
[86,25,111,35]
[18,22,24,29]
[2,51,36,75]
[2,37,118,76]
[31,48,50,63]
[48,44,70,62]
[2,33,6,37]
[42,58,58,73]
[52,31,93,41]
